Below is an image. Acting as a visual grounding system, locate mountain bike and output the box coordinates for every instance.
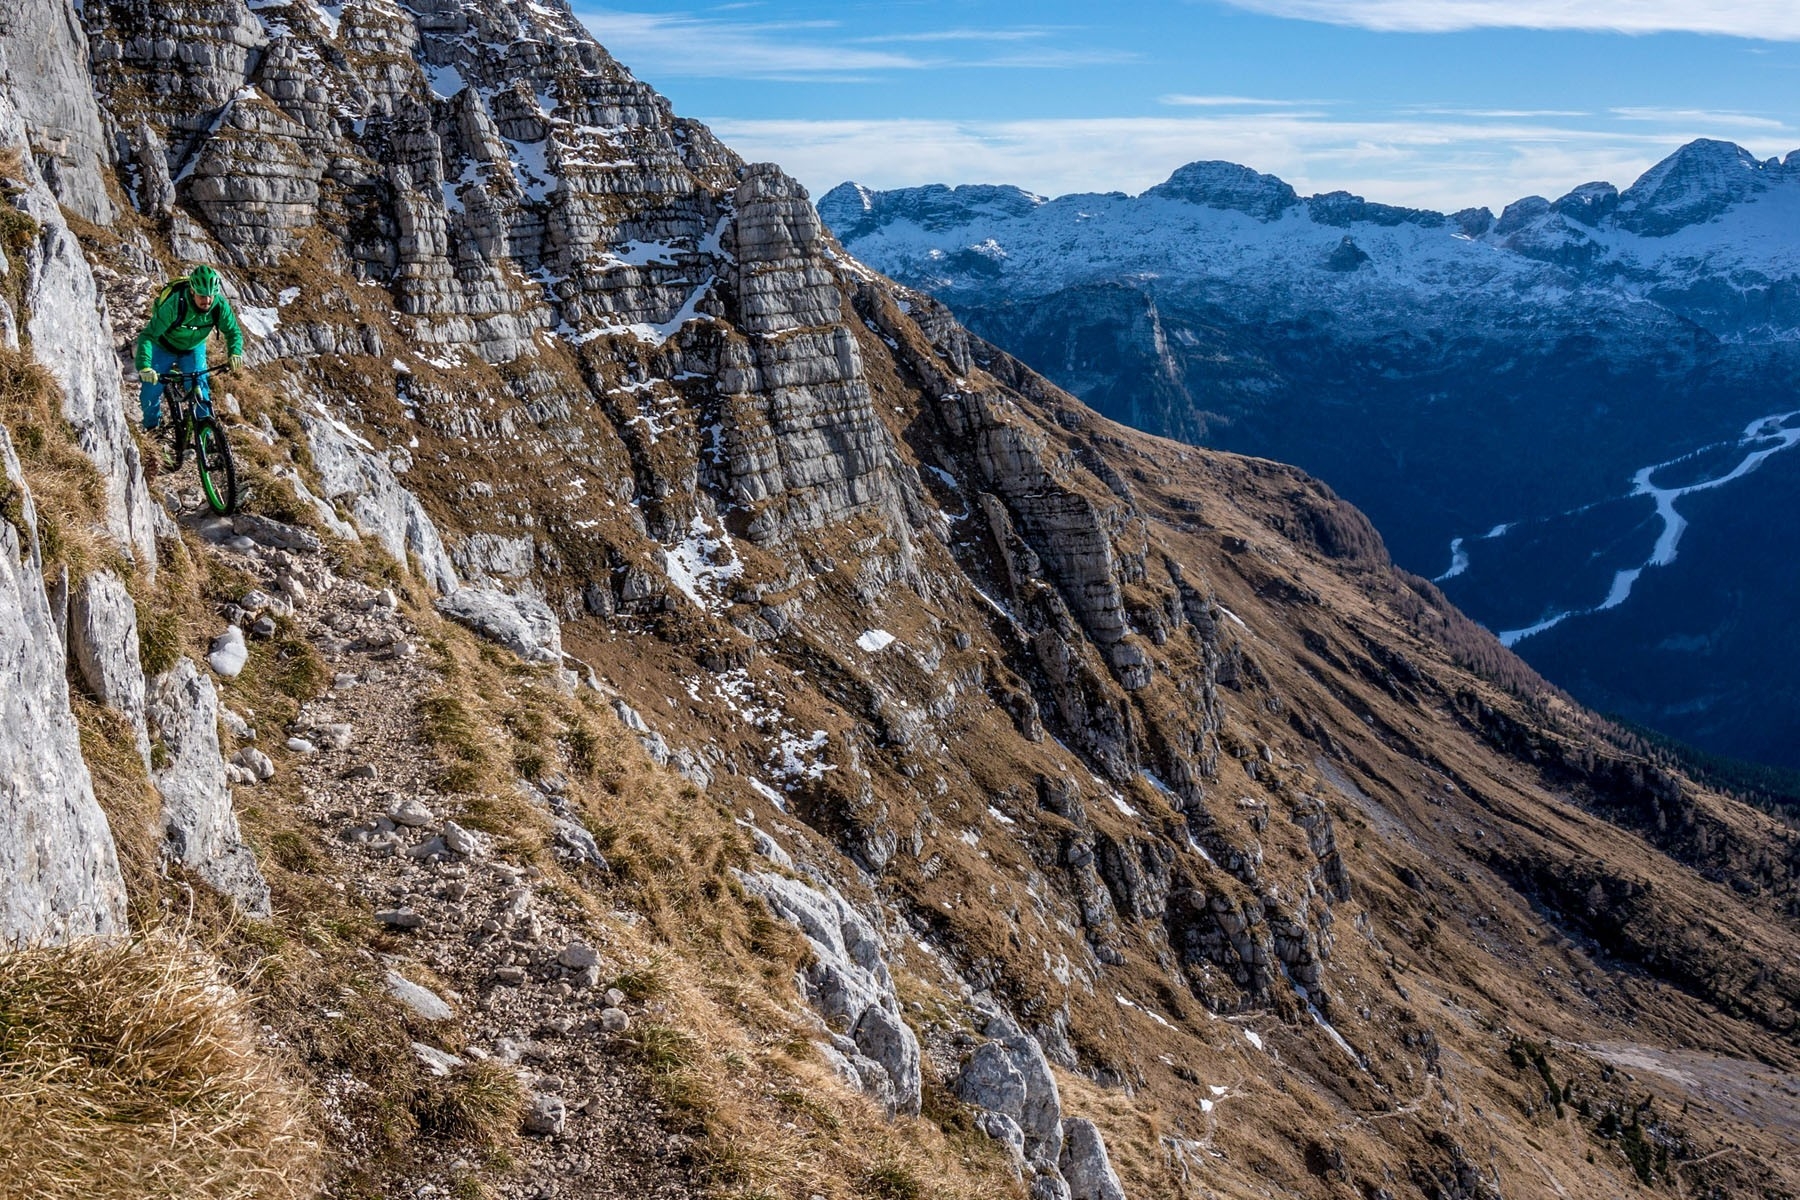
[151,365,238,515]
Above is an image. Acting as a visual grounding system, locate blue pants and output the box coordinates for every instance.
[139,343,209,430]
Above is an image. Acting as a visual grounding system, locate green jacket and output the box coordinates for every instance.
[134,285,246,369]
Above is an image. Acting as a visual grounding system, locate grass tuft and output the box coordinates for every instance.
[413,1061,525,1146]
[861,1160,925,1200]
[0,933,321,1200]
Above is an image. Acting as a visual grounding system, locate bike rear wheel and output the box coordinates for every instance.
[194,419,238,515]
[162,394,189,473]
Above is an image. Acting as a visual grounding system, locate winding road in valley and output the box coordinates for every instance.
[1431,409,1800,646]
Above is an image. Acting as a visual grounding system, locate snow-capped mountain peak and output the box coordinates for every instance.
[1141,159,1299,221]
[1615,138,1788,236]
[817,179,1046,241]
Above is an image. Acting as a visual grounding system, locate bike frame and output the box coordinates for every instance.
[157,364,231,421]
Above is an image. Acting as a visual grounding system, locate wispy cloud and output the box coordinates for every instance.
[962,47,1140,68]
[579,10,922,79]
[1407,108,1593,119]
[577,8,1122,80]
[850,28,1057,44]
[1160,94,1324,107]
[1214,0,1800,40]
[704,113,1797,213]
[1609,107,1790,128]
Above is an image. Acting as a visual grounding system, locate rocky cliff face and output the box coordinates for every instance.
[2,2,1799,1198]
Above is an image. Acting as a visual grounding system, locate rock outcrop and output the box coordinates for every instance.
[738,870,922,1116]
[0,0,116,223]
[0,429,128,946]
[68,569,153,767]
[957,1011,1067,1185]
[300,406,457,596]
[147,658,271,917]
[0,65,157,570]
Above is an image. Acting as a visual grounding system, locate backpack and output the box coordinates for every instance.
[153,276,190,311]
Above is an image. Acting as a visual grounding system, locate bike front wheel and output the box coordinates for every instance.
[194,419,238,515]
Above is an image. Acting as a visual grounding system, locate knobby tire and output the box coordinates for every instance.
[194,419,238,515]
[163,393,189,473]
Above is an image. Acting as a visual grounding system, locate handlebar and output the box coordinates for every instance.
[129,365,235,384]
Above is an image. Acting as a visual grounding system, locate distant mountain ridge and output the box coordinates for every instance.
[820,138,1800,341]
[822,141,1800,767]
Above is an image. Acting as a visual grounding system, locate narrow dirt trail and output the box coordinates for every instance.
[172,481,702,1199]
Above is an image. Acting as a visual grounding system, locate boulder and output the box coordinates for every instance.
[385,970,455,1021]
[67,569,151,766]
[435,585,562,663]
[147,659,271,917]
[208,625,248,677]
[1059,1119,1129,1200]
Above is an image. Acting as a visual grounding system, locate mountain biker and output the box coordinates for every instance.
[134,264,245,432]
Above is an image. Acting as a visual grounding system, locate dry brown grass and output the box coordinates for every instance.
[70,696,164,912]
[0,346,116,579]
[0,933,321,1200]
[403,618,1019,1200]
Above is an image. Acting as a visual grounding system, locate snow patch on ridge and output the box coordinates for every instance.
[661,513,743,611]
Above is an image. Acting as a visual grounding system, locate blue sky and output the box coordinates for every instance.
[571,1,1800,212]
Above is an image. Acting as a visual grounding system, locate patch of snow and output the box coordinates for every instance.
[504,136,556,202]
[1116,993,1175,1028]
[1434,536,1468,583]
[277,286,301,306]
[856,629,896,653]
[1138,769,1179,801]
[770,729,833,784]
[1495,406,1800,646]
[661,513,744,612]
[424,61,465,99]
[604,240,682,267]
[237,305,279,338]
[959,829,981,847]
[698,213,735,262]
[1282,964,1364,1067]
[1109,793,1140,818]
[749,778,788,811]
[986,805,1015,825]
[576,276,719,348]
[1243,1029,1264,1051]
[310,0,341,37]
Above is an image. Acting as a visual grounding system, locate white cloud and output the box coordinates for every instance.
[850,28,1057,44]
[1215,0,1800,40]
[1609,107,1790,129]
[579,9,928,78]
[577,9,1125,79]
[703,113,1796,213]
[1406,108,1593,118]
[1160,94,1324,107]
